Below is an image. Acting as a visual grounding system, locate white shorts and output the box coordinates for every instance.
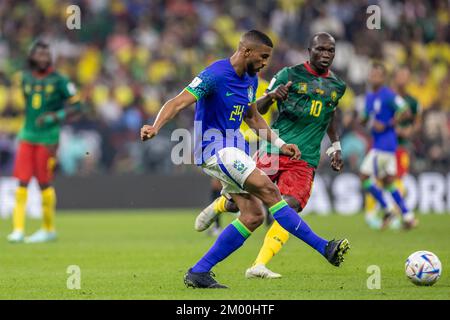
[360,149,397,178]
[202,147,257,197]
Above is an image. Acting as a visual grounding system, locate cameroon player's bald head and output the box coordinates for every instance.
[308,32,336,74]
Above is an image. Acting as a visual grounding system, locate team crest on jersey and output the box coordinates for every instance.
[247,86,254,102]
[298,83,308,94]
[34,85,42,92]
[331,90,337,102]
[46,85,55,94]
[315,88,325,95]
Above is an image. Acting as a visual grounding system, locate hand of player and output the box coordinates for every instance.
[330,150,344,171]
[35,112,58,128]
[141,124,158,141]
[267,81,293,101]
[280,143,301,160]
[372,119,386,132]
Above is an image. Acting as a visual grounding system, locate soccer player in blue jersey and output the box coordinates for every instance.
[141,30,350,288]
[360,62,417,230]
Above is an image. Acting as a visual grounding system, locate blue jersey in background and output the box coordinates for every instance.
[364,86,406,153]
[185,59,258,165]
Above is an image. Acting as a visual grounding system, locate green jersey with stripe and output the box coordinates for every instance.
[262,62,346,168]
[18,70,80,145]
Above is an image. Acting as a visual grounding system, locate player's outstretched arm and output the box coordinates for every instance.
[256,81,292,114]
[244,102,300,159]
[141,89,196,141]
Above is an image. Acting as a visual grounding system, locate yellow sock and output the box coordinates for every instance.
[213,195,227,214]
[253,221,290,266]
[12,186,28,232]
[396,178,405,195]
[365,193,377,217]
[41,187,56,232]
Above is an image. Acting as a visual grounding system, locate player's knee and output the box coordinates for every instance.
[225,199,239,213]
[241,210,265,230]
[383,176,395,186]
[360,173,369,181]
[19,181,29,188]
[39,183,51,190]
[259,182,282,205]
[283,195,301,212]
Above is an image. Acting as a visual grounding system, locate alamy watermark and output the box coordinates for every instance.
[366,5,381,30]
[66,5,81,30]
[366,265,381,289]
[67,265,81,289]
[169,122,281,174]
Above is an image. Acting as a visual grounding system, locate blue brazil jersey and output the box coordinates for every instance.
[185,59,258,165]
[364,86,407,153]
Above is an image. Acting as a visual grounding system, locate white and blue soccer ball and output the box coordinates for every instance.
[405,251,442,286]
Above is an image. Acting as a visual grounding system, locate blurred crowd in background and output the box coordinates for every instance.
[0,0,449,176]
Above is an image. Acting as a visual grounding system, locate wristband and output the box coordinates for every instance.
[326,141,341,157]
[264,91,276,102]
[332,141,341,151]
[273,137,286,149]
[326,146,335,157]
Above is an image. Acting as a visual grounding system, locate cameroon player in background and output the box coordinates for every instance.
[195,32,348,279]
[7,39,84,243]
[393,65,421,197]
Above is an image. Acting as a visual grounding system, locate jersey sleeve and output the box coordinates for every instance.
[251,76,258,103]
[59,76,80,104]
[333,83,347,107]
[266,67,289,92]
[184,68,217,100]
[391,94,408,113]
[411,97,420,116]
[362,95,370,121]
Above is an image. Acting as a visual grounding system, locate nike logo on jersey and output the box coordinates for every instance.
[226,92,235,97]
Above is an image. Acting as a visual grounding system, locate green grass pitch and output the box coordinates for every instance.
[0,210,449,299]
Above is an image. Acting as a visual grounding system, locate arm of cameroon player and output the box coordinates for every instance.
[326,110,343,171]
[256,81,292,115]
[58,77,85,121]
[327,110,340,143]
[35,81,84,127]
[244,102,300,159]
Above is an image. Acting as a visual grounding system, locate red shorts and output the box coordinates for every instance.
[396,147,410,178]
[13,141,57,185]
[256,154,315,210]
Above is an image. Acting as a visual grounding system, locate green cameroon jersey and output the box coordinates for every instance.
[397,94,420,146]
[263,62,346,168]
[18,70,80,145]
